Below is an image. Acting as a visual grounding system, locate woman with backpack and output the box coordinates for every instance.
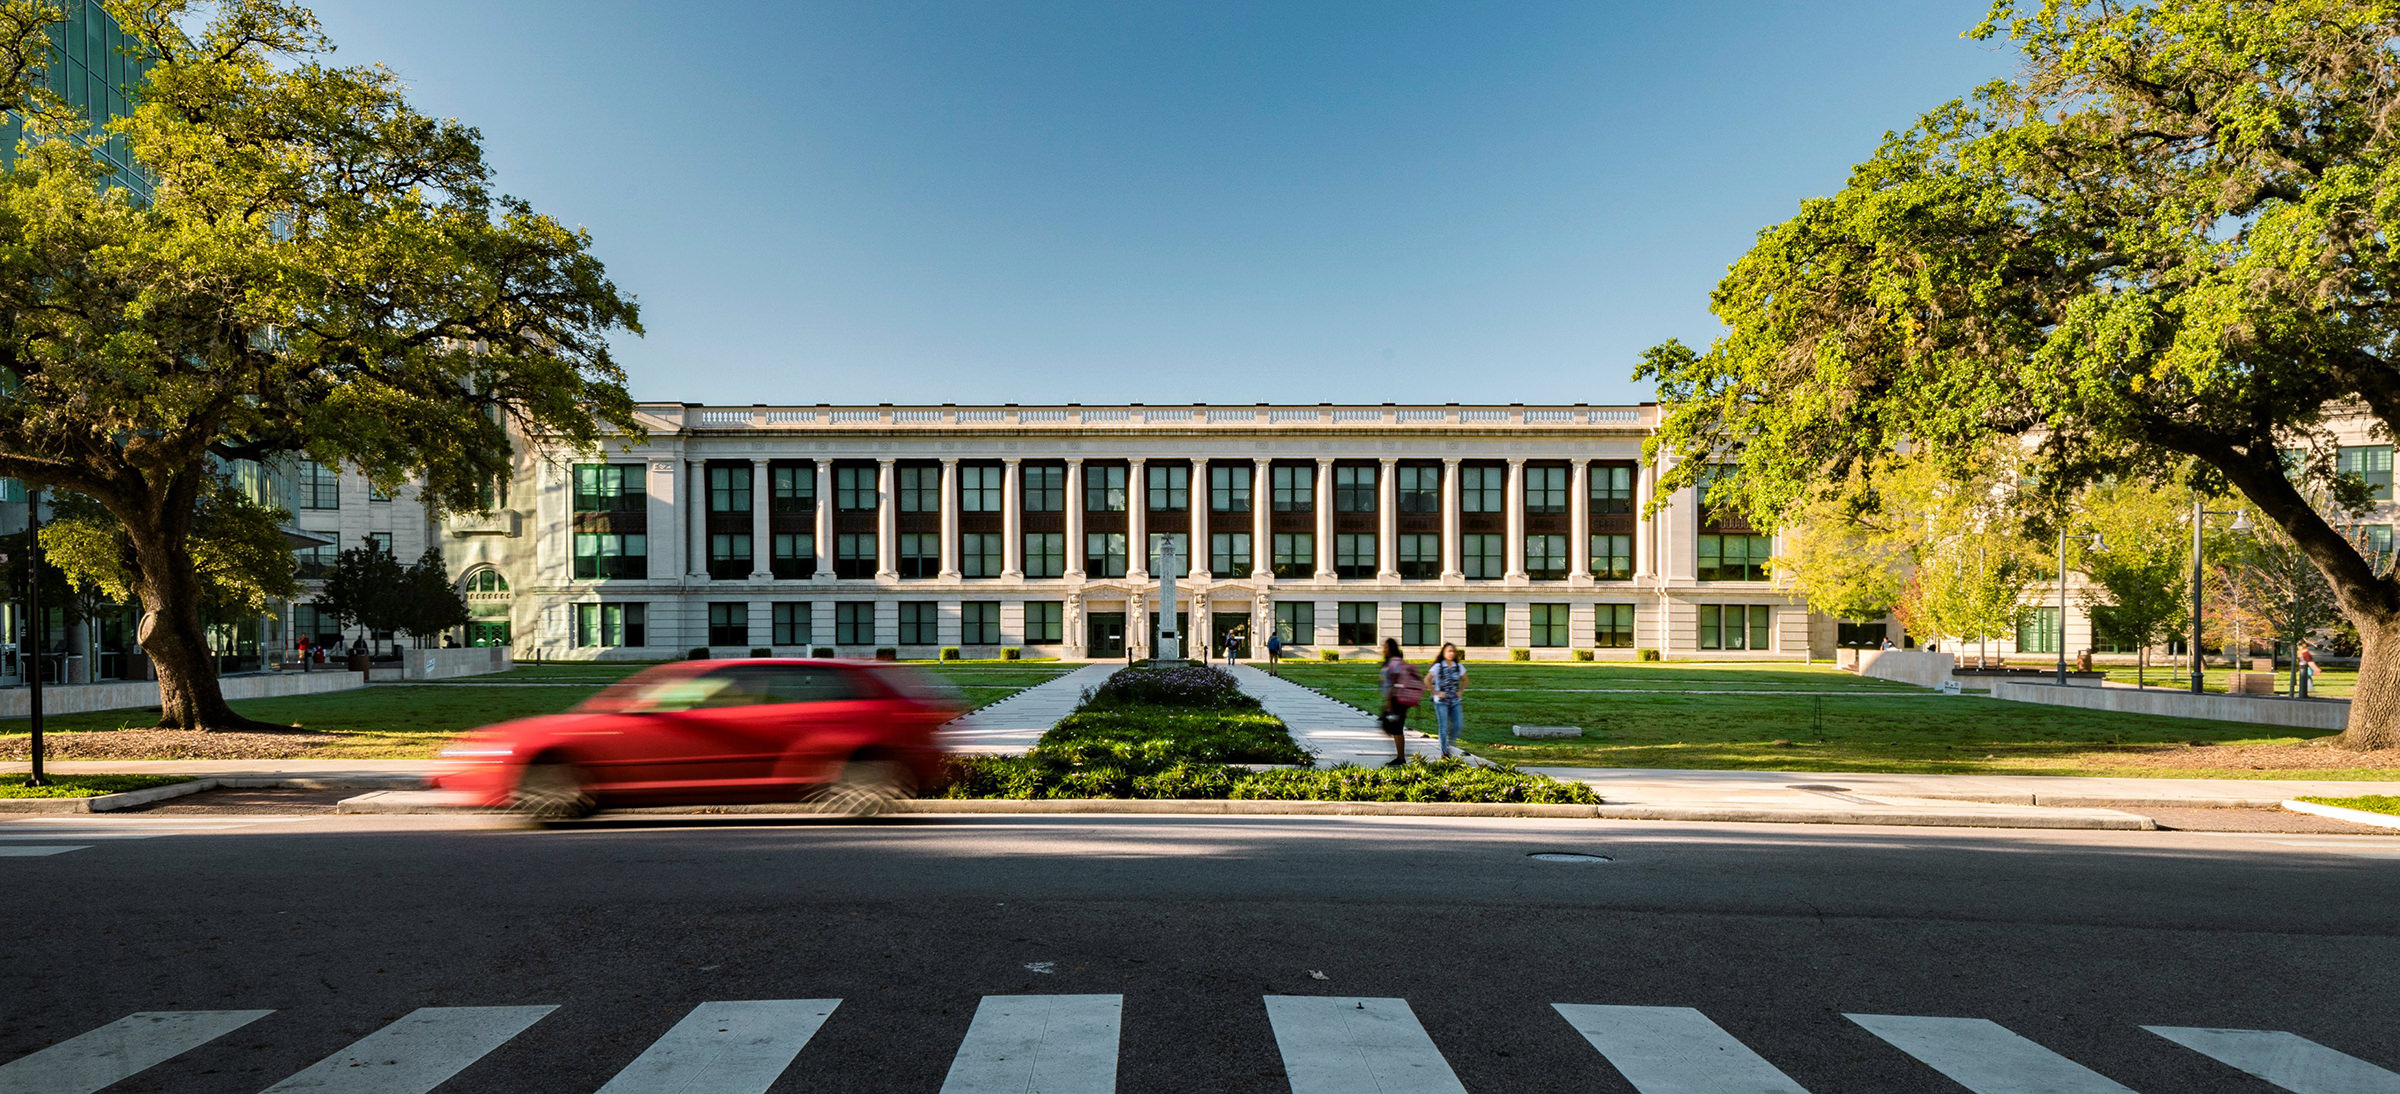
[1379,638,1423,766]
[1426,642,1467,759]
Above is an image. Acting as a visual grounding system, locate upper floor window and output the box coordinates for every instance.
[960,465,1003,512]
[2338,445,2393,501]
[1396,465,1440,514]
[1697,533,1772,582]
[709,465,752,514]
[1460,466,1503,513]
[1524,466,1567,514]
[296,460,340,510]
[1024,465,1065,512]
[1271,466,1314,512]
[1590,464,1634,514]
[1334,466,1377,513]
[572,464,645,514]
[897,465,939,513]
[1210,465,1251,513]
[771,464,815,513]
[1147,465,1189,511]
[1085,465,1128,512]
[834,466,877,512]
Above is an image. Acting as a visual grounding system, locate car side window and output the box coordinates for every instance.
[758,666,862,705]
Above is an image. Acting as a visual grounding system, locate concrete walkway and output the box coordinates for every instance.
[1224,663,1455,767]
[935,663,1124,755]
[1528,766,2400,810]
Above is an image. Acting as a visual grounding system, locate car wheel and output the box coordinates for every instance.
[816,758,908,817]
[510,762,595,822]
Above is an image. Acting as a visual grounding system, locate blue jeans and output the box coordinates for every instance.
[1432,699,1463,756]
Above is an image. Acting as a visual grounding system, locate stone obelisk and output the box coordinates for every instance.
[1154,535,1183,665]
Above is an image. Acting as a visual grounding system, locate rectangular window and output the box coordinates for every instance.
[1464,603,1505,647]
[1334,465,1376,513]
[1024,601,1064,643]
[1272,533,1315,578]
[708,532,753,580]
[835,466,878,512]
[1524,466,1567,514]
[1148,532,1189,578]
[2016,606,2061,655]
[772,464,815,513]
[1274,602,1316,644]
[2354,524,2397,570]
[1525,534,1567,580]
[1023,532,1064,578]
[293,542,337,579]
[835,602,876,646]
[572,464,646,514]
[1591,534,1633,581]
[1396,465,1440,514]
[1210,465,1252,512]
[898,533,940,579]
[2338,445,2395,500]
[573,603,646,647]
[960,465,1003,512]
[1697,533,1773,582]
[772,603,811,647]
[1337,602,1378,644]
[1084,465,1127,512]
[368,482,392,503]
[960,533,1003,578]
[366,531,394,556]
[1085,532,1127,578]
[296,459,341,510]
[709,465,752,514]
[707,602,749,646]
[1402,603,1440,647]
[1595,603,1635,648]
[573,532,648,580]
[1460,466,1504,513]
[1397,534,1440,580]
[897,465,940,513]
[834,533,877,579]
[1272,466,1314,513]
[1024,465,1065,512]
[1210,532,1253,578]
[1590,464,1634,514]
[1146,465,1189,511]
[898,601,939,645]
[772,533,816,579]
[1529,603,1568,647]
[1700,605,1774,651]
[1461,534,1504,580]
[961,601,1001,645]
[1334,533,1376,579]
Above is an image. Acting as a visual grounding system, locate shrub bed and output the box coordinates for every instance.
[1047,709,1308,765]
[1080,663,1260,711]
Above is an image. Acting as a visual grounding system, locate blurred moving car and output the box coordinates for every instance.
[429,659,963,819]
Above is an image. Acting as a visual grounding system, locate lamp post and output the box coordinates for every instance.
[2057,525,2103,685]
[2189,497,2253,695]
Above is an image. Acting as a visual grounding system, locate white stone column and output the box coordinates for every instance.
[938,457,961,579]
[1128,457,1150,580]
[1313,457,1334,580]
[688,459,708,580]
[1001,457,1024,579]
[1505,457,1528,581]
[1440,457,1462,580]
[1569,460,1591,582]
[749,458,772,580]
[1633,460,1656,580]
[1376,457,1399,581]
[1251,458,1272,581]
[811,460,834,581]
[1189,460,1210,582]
[1064,458,1086,579]
[875,458,898,580]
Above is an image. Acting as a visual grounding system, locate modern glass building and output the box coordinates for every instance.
[0,0,152,198]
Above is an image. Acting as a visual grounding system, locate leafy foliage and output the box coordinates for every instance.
[1080,663,1262,711]
[313,541,469,648]
[38,487,297,620]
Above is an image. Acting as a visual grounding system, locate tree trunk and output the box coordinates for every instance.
[128,526,282,732]
[2346,614,2400,750]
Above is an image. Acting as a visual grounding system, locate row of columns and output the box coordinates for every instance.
[679,456,1640,583]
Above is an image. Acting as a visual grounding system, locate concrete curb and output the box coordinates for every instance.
[0,774,428,814]
[2282,798,2400,831]
[1906,791,2290,810]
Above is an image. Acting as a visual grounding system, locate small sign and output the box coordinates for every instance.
[1937,681,1962,695]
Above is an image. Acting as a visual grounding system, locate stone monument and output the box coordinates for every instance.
[1154,535,1183,665]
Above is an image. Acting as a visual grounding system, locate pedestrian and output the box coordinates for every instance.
[1378,638,1423,767]
[2298,641,2319,698]
[296,634,310,673]
[1265,630,1283,674]
[1426,642,1467,759]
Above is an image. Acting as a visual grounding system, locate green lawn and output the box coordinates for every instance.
[0,774,190,798]
[2298,794,2400,816]
[1269,660,2388,779]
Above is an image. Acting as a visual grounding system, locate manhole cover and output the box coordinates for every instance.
[1786,784,1850,792]
[1527,852,1610,863]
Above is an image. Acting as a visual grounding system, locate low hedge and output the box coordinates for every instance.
[1080,663,1260,712]
[1046,709,1309,765]
[932,755,1597,804]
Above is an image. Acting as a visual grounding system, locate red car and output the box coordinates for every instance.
[430,659,963,819]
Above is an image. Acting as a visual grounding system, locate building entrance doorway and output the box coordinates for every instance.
[1147,611,1188,659]
[1212,612,1251,659]
[469,621,511,647]
[1087,612,1126,659]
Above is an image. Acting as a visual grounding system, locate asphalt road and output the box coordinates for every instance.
[1,812,2395,1093]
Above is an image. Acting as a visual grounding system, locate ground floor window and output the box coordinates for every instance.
[835,533,876,579]
[1402,603,1440,647]
[1595,603,1635,648]
[898,601,939,645]
[574,603,646,648]
[2017,606,2060,654]
[961,601,1000,645]
[961,533,1003,578]
[1274,602,1315,645]
[1086,533,1128,578]
[1700,604,1772,651]
[1461,535,1504,580]
[1529,603,1569,647]
[1591,534,1632,581]
[1337,602,1377,644]
[836,602,875,646]
[707,602,748,646]
[1464,603,1505,646]
[1024,533,1063,578]
[772,603,811,647]
[292,603,342,650]
[1024,601,1063,643]
[1836,619,1888,648]
[1210,532,1252,577]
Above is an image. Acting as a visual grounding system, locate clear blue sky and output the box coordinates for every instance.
[304,1,2014,408]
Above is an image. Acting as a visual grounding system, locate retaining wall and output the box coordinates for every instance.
[1850,649,1956,689]
[1987,680,2349,732]
[0,669,367,719]
[401,646,513,680]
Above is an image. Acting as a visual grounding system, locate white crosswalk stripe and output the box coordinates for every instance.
[941,994,1122,1094]
[595,999,839,1094]
[1554,1004,1812,1094]
[2146,1026,2400,1093]
[1264,995,1467,1094]
[0,1009,272,1094]
[1847,1014,2137,1094]
[259,1005,556,1093]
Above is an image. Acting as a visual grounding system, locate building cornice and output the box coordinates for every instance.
[618,402,1657,438]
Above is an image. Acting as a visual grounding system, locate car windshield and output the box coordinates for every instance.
[577,666,721,713]
[577,663,872,712]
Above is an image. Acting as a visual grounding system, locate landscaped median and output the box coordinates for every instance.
[2285,794,2400,830]
[932,663,1601,806]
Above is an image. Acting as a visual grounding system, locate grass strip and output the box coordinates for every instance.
[2296,794,2400,816]
[0,774,192,799]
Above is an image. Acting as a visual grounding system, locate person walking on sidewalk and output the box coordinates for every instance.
[1426,642,1467,759]
[1378,639,1424,767]
[1265,631,1283,675]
